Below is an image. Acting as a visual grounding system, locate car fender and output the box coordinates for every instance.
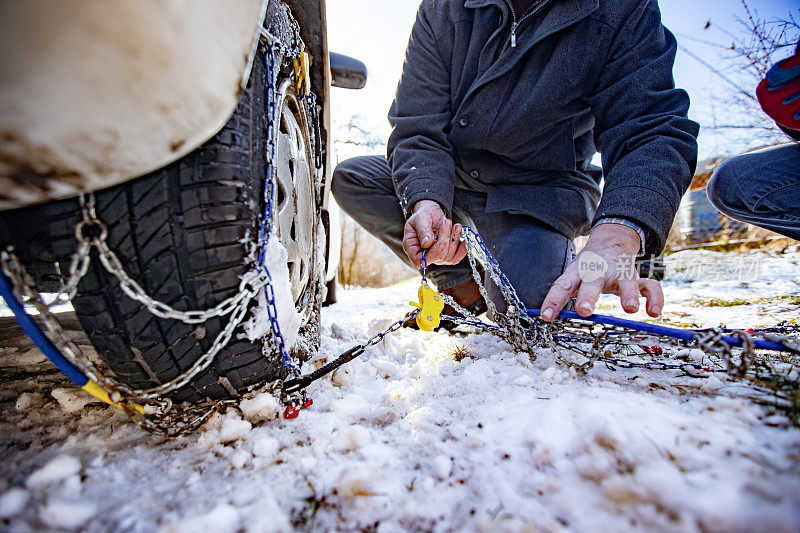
[0,0,265,210]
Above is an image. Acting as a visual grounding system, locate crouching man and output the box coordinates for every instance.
[707,43,800,242]
[332,0,699,321]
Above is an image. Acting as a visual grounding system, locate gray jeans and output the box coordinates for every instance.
[331,155,575,310]
[706,143,800,241]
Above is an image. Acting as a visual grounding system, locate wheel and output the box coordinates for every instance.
[274,78,321,328]
[0,40,323,404]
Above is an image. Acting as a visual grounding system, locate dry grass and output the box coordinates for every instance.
[449,345,472,362]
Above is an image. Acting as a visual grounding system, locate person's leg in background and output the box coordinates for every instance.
[330,156,475,293]
[706,144,800,241]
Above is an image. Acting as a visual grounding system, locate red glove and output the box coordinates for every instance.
[756,50,800,131]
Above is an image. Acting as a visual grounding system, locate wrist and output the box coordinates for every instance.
[592,217,645,256]
[411,199,442,215]
[588,222,641,256]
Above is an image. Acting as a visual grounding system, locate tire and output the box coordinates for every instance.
[0,42,322,404]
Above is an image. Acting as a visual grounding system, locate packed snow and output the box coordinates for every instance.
[244,238,303,351]
[1,248,799,532]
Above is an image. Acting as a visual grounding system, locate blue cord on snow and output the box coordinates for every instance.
[0,271,89,386]
[526,309,790,353]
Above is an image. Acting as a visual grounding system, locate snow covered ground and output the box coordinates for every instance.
[1,249,799,532]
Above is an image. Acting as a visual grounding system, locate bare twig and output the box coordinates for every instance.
[686,0,799,148]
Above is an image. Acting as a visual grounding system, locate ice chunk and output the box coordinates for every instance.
[51,388,95,413]
[334,467,376,500]
[371,359,400,378]
[200,411,252,447]
[160,504,241,533]
[251,432,279,459]
[40,500,96,529]
[217,412,252,444]
[331,366,354,387]
[0,488,29,519]
[26,455,81,489]
[230,449,252,470]
[404,406,433,430]
[688,349,705,364]
[239,393,280,424]
[332,425,371,453]
[15,392,40,411]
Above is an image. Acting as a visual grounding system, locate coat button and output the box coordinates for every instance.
[469,169,480,179]
[458,116,470,127]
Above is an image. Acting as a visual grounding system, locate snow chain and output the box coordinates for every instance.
[280,224,799,423]
[0,27,320,436]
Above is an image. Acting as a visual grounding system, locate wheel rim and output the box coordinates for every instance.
[273,80,316,317]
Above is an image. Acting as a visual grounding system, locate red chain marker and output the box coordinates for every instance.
[642,345,663,355]
[283,398,313,420]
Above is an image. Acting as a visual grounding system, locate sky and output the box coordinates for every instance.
[325,0,800,163]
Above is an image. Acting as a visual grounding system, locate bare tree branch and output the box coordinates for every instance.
[334,114,384,155]
[687,1,800,150]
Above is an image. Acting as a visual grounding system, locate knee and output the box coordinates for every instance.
[330,156,378,207]
[706,157,744,215]
[330,159,356,203]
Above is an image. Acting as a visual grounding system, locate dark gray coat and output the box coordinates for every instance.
[387,0,699,255]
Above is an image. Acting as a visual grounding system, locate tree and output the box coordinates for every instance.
[333,115,416,287]
[683,1,799,148]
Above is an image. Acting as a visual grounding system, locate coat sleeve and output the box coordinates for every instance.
[387,2,456,217]
[588,0,699,255]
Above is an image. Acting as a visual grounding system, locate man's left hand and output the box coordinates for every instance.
[539,224,664,321]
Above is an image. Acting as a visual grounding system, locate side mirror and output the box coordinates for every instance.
[329,52,367,90]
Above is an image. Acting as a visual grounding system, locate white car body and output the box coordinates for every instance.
[0,0,267,210]
[0,0,345,284]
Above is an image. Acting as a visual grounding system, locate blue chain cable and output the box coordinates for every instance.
[256,43,303,378]
[456,225,797,354]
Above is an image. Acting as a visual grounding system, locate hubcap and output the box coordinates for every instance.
[273,80,315,314]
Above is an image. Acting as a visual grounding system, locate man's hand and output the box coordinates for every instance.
[403,200,467,268]
[540,224,664,321]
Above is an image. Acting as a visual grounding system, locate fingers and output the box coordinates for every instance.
[540,267,581,321]
[403,204,442,267]
[438,223,464,265]
[412,210,436,250]
[575,278,604,317]
[617,278,640,314]
[402,223,423,268]
[405,211,467,267]
[639,278,664,317]
[427,217,452,264]
[441,223,460,264]
[452,240,468,265]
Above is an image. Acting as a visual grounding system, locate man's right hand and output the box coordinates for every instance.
[403,200,467,268]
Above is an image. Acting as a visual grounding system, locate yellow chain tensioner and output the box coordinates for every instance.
[410,282,445,331]
[293,51,310,98]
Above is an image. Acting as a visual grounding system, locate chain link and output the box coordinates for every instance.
[281,310,417,398]
[259,41,301,378]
